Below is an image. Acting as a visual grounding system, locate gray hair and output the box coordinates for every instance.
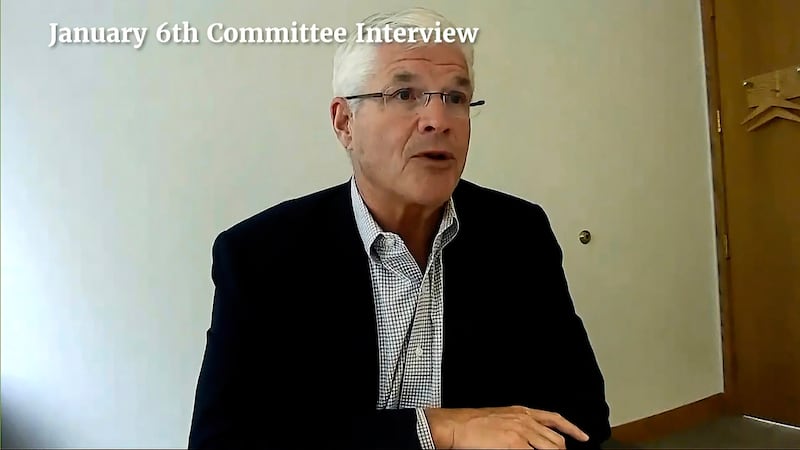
[332,7,476,112]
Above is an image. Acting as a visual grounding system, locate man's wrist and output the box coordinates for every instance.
[415,407,436,449]
[423,407,460,449]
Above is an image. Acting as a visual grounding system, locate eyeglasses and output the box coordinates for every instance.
[344,87,486,118]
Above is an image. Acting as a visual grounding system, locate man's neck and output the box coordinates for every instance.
[354,177,445,268]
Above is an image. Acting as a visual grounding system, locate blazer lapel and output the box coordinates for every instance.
[325,181,380,407]
[441,180,483,407]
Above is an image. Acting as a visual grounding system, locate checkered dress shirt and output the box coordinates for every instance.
[350,177,460,449]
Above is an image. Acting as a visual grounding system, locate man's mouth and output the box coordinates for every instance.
[417,151,454,161]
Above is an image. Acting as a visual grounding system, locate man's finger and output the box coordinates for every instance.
[500,410,571,444]
[525,433,562,450]
[528,410,589,442]
[510,422,561,450]
[529,421,567,448]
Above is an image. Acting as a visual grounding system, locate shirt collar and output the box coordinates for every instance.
[349,176,459,258]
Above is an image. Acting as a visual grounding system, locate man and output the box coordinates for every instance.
[188,7,610,449]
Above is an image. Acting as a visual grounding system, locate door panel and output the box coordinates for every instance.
[712,0,800,426]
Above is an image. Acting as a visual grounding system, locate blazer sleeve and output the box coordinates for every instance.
[534,205,612,450]
[188,230,253,448]
[187,231,425,449]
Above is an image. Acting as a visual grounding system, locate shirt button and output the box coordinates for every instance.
[415,345,423,357]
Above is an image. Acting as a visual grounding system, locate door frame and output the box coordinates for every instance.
[698,0,738,414]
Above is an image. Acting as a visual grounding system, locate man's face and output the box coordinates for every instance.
[339,43,473,209]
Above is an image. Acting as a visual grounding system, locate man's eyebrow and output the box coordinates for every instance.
[388,71,472,89]
[391,71,417,83]
[453,75,472,90]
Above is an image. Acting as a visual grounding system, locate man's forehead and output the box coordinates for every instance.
[387,70,471,89]
[374,44,470,87]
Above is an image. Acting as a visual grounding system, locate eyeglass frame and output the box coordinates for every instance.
[343,87,486,117]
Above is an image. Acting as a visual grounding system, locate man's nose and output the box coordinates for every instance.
[416,94,451,134]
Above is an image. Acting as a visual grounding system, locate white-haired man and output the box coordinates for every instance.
[189,7,611,449]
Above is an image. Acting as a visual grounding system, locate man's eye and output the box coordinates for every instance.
[394,88,415,101]
[448,92,467,104]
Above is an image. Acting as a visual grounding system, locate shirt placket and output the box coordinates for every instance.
[400,277,431,408]
[403,244,448,408]
[430,253,444,407]
[382,240,424,409]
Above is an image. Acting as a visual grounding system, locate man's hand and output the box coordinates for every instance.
[424,405,589,449]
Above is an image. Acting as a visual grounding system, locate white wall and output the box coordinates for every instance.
[1,0,723,447]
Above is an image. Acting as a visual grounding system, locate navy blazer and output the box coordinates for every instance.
[188,178,611,449]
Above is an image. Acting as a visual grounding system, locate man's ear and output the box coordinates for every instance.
[330,98,353,150]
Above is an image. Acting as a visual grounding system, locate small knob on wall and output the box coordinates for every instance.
[579,230,592,245]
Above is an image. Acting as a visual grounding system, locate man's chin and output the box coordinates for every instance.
[407,178,458,207]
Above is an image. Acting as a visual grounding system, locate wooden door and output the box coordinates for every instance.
[704,0,800,426]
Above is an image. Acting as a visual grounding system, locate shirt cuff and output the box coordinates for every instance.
[416,407,436,449]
